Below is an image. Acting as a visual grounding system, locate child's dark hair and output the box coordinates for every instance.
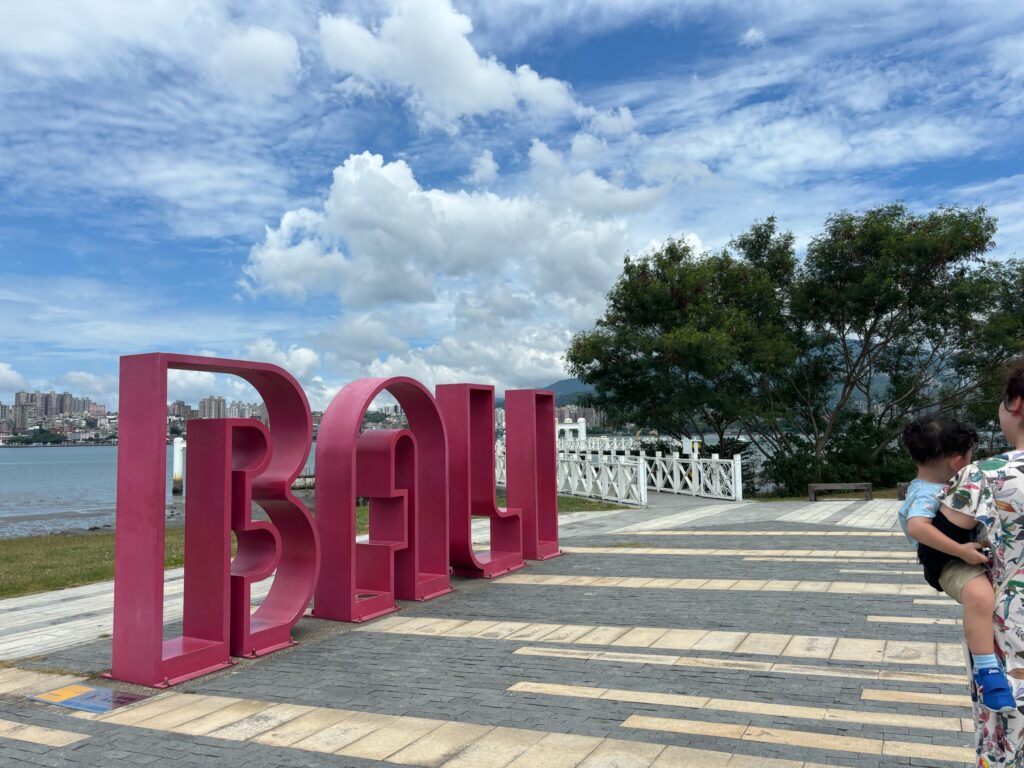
[901,414,978,464]
[1004,357,1024,407]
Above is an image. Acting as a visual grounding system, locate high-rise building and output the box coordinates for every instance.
[14,391,31,406]
[13,404,37,431]
[199,396,227,419]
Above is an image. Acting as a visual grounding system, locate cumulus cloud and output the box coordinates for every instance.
[465,149,499,186]
[318,0,582,128]
[244,338,321,379]
[206,26,302,99]
[242,147,660,309]
[739,27,766,47]
[0,362,26,398]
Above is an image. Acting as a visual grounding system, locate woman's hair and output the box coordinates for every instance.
[901,414,978,464]
[1004,357,1024,407]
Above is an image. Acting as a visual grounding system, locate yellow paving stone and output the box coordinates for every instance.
[589,577,629,587]
[388,720,494,766]
[340,717,448,761]
[759,581,800,592]
[883,641,937,666]
[205,702,313,741]
[706,698,824,721]
[650,629,708,650]
[793,581,832,592]
[701,579,738,589]
[576,626,631,645]
[914,598,956,606]
[623,715,747,739]
[610,628,669,648]
[511,681,609,698]
[504,623,564,641]
[653,745,732,767]
[292,711,395,753]
[597,650,680,666]
[172,699,274,736]
[0,669,52,694]
[416,619,469,636]
[577,738,665,767]
[439,726,547,768]
[517,647,599,661]
[780,635,837,659]
[874,669,965,685]
[937,643,968,667]
[669,579,708,589]
[724,754,807,768]
[643,578,682,589]
[729,580,768,591]
[617,578,656,588]
[564,576,600,586]
[0,717,89,747]
[880,739,974,762]
[133,695,236,729]
[443,621,501,637]
[860,688,972,708]
[504,732,603,768]
[740,724,882,755]
[96,693,193,725]
[474,622,531,640]
[831,638,886,663]
[868,615,959,626]
[391,618,452,634]
[251,707,357,748]
[692,631,748,652]
[541,625,596,644]
[899,584,942,596]
[820,707,962,731]
[735,633,791,655]
[359,615,419,632]
[674,657,773,672]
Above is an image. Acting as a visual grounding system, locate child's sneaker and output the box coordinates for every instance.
[974,667,1018,713]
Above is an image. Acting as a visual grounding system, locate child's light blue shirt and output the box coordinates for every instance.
[897,479,945,543]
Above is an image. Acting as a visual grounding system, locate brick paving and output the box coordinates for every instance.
[0,493,977,766]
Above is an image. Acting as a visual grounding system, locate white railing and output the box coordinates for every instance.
[641,451,743,501]
[556,436,703,453]
[557,453,648,506]
[494,444,647,506]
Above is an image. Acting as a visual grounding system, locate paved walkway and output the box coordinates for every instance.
[0,493,976,767]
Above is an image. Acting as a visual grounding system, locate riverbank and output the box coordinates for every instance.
[0,494,624,598]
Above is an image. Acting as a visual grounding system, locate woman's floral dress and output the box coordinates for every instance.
[940,451,1024,767]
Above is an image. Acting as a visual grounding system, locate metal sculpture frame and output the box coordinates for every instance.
[437,384,525,578]
[506,390,561,560]
[313,377,452,622]
[111,353,320,687]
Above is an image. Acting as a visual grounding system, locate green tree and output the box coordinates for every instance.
[568,204,1024,495]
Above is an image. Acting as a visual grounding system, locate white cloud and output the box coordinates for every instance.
[991,34,1024,80]
[0,362,26,398]
[466,149,499,186]
[739,27,766,47]
[206,26,302,99]
[318,0,582,128]
[588,106,636,136]
[243,338,321,379]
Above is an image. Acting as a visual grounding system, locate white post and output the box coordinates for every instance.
[172,437,186,495]
[733,453,744,501]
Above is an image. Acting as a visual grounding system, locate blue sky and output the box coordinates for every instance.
[1,0,1023,409]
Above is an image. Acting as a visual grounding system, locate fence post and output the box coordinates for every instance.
[637,454,648,505]
[732,453,743,501]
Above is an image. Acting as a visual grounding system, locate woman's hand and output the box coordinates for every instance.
[957,542,990,565]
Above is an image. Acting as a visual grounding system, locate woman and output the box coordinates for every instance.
[940,360,1024,766]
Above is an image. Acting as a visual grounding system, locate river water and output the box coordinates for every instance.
[0,445,317,539]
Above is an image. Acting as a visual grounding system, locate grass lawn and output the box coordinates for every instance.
[755,486,900,502]
[0,494,623,599]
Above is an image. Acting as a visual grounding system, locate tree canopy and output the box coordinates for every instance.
[566,203,1023,494]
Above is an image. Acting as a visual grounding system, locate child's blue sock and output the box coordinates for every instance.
[974,653,1000,671]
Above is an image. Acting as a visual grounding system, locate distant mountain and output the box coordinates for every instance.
[494,378,594,408]
[542,378,595,406]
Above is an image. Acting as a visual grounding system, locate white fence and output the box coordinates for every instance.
[643,452,742,501]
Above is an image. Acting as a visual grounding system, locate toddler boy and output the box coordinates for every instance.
[899,414,1015,712]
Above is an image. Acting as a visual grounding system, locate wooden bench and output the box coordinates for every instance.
[807,482,873,501]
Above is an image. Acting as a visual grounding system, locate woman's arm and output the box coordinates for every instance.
[907,516,988,564]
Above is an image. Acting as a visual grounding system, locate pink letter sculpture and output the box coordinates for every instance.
[506,390,561,560]
[313,377,453,622]
[111,353,320,687]
[437,384,525,578]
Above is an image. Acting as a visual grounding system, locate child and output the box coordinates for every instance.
[899,414,1015,712]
